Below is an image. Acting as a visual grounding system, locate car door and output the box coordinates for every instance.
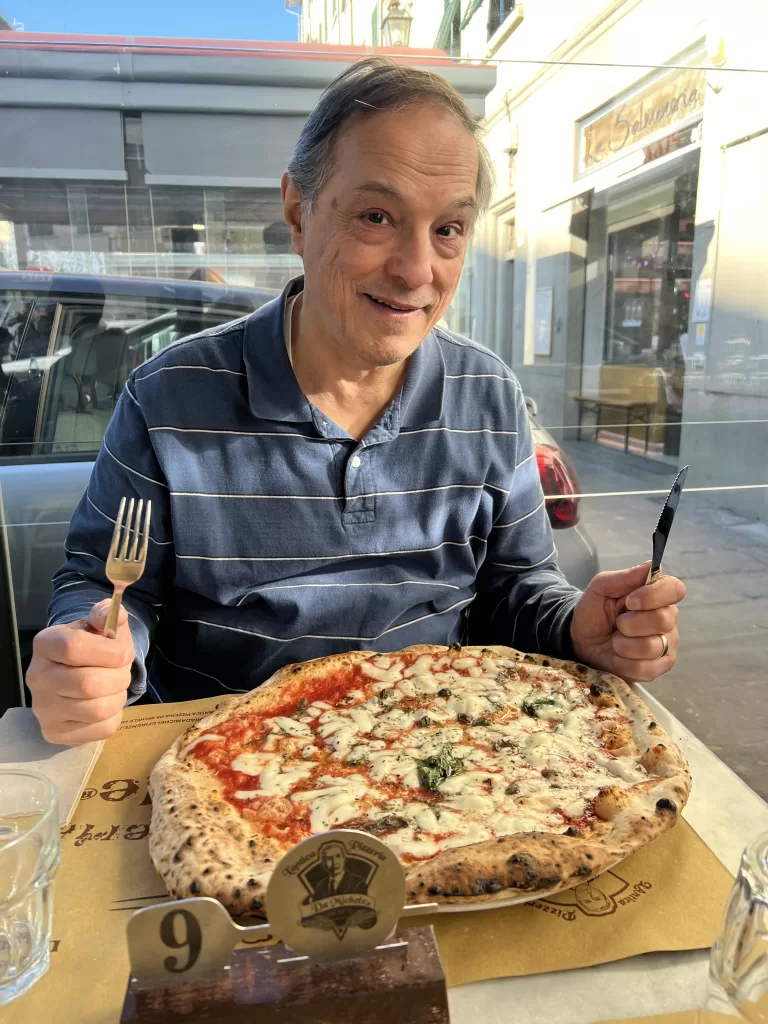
[0,286,255,661]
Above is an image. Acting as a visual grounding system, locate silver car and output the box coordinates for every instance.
[0,273,598,676]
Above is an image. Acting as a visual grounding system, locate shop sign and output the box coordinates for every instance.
[578,66,705,176]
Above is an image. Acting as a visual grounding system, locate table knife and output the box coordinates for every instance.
[647,465,689,583]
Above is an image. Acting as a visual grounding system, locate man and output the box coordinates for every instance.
[311,843,368,900]
[28,58,685,746]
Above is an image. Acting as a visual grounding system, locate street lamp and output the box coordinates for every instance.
[381,0,413,47]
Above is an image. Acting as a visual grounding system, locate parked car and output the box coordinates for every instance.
[0,272,597,668]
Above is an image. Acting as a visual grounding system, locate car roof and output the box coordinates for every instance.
[0,271,278,309]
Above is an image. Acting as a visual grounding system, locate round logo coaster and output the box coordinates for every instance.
[265,829,406,959]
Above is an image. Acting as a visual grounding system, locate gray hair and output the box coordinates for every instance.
[287,56,494,215]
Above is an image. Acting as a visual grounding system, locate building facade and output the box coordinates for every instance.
[0,33,494,294]
[297,0,768,522]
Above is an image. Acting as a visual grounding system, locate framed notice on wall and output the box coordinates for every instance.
[534,287,553,357]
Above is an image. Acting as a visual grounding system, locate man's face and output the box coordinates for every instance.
[283,103,479,368]
[322,846,344,878]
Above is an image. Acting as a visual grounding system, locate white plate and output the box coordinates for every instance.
[432,853,630,913]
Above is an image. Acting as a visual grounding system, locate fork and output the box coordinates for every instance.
[103,496,152,639]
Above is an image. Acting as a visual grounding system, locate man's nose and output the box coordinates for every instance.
[385,229,434,292]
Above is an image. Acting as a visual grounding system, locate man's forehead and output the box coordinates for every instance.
[330,106,479,200]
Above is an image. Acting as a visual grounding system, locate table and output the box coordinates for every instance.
[448,686,768,1024]
[573,395,655,453]
[7,693,767,1024]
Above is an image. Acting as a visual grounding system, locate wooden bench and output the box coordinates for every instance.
[571,394,654,453]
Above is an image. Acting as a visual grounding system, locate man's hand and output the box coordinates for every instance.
[570,562,685,682]
[27,600,135,746]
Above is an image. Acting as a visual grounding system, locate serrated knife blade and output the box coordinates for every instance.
[647,465,689,583]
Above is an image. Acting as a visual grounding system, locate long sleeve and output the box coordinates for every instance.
[48,375,175,700]
[468,384,582,661]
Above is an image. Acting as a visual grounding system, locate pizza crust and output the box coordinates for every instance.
[149,644,691,914]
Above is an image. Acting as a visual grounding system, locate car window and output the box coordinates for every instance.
[0,293,58,458]
[41,295,249,456]
[0,291,249,459]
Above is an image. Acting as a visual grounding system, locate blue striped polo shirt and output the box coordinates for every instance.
[49,277,581,703]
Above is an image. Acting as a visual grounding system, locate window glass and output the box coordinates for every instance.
[0,294,57,456]
[0,292,252,458]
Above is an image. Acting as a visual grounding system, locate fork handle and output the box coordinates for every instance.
[104,587,126,639]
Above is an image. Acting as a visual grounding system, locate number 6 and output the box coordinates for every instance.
[159,909,202,973]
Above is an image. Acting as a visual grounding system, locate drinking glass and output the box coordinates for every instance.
[706,831,768,1022]
[0,770,60,1005]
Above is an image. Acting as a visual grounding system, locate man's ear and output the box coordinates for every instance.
[281,173,305,258]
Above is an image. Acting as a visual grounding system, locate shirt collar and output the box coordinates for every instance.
[243,275,445,428]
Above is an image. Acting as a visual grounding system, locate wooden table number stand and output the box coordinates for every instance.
[121,830,448,1023]
[121,923,449,1024]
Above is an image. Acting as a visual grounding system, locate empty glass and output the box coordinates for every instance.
[706,832,768,1022]
[0,770,60,1005]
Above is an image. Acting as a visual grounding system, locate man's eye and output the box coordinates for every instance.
[365,211,389,225]
[437,224,461,238]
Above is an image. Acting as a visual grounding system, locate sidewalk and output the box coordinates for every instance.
[563,439,768,802]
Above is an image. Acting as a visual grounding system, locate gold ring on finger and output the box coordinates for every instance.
[658,633,669,659]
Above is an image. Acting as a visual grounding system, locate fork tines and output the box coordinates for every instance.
[110,496,152,564]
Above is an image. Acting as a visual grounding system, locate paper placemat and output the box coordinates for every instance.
[4,697,735,1021]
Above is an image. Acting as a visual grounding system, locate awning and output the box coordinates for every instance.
[0,108,126,180]
[141,112,304,188]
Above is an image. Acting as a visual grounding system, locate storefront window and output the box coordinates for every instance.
[0,178,301,292]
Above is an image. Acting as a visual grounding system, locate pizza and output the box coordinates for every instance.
[148,645,690,914]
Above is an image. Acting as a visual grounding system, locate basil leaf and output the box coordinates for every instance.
[522,694,559,718]
[417,745,465,791]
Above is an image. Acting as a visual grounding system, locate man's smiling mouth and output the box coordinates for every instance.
[365,294,424,313]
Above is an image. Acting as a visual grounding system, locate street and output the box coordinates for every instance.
[563,439,768,801]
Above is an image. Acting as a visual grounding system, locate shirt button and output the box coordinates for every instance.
[351,455,362,469]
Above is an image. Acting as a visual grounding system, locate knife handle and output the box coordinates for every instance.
[646,563,661,584]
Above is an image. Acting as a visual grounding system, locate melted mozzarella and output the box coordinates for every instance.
[223,649,648,862]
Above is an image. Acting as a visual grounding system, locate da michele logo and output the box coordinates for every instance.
[297,839,380,941]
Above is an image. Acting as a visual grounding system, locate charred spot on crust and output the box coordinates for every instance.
[449,888,462,896]
[247,878,257,887]
[250,898,263,911]
[481,648,494,656]
[428,885,443,896]
[538,877,560,889]
[571,866,591,878]
[541,659,550,667]
[649,721,658,729]
[437,688,452,698]
[656,798,677,814]
[190,804,198,810]
[291,665,302,674]
[505,783,520,796]
[233,888,241,899]
[203,867,212,875]
[564,827,582,838]
[226,874,233,880]
[457,713,472,725]
[449,643,462,652]
[575,664,588,674]
[474,716,491,727]
[472,878,504,895]
[190,881,200,895]
[249,840,257,848]
[186,837,194,847]
[589,681,610,697]
[523,654,535,663]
